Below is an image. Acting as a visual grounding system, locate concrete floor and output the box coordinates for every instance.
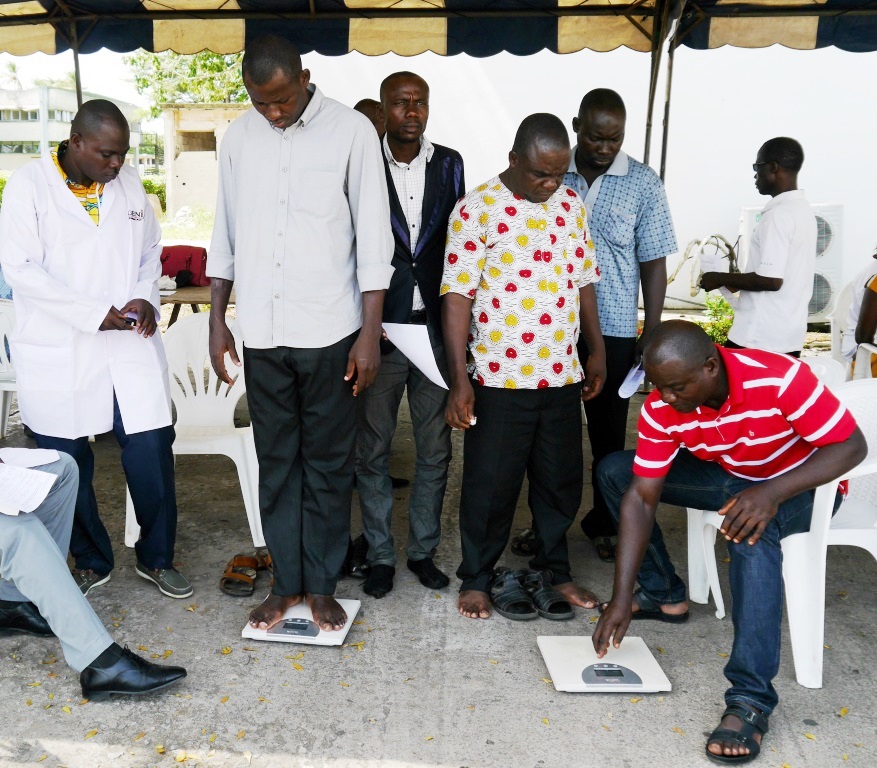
[1,383,875,768]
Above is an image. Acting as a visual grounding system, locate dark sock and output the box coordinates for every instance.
[87,643,123,670]
[363,564,395,599]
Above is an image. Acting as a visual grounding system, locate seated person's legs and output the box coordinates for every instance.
[0,454,186,698]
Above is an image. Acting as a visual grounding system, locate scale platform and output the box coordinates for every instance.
[537,636,672,693]
[241,599,361,647]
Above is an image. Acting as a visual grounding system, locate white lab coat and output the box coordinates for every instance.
[0,155,171,439]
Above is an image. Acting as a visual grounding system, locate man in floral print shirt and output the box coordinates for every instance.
[441,113,605,620]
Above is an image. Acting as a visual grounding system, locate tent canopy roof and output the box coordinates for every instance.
[0,0,875,58]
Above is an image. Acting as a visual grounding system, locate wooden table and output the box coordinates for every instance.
[160,286,235,326]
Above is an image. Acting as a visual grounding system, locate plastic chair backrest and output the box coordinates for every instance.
[829,280,855,366]
[163,312,246,429]
[836,379,877,505]
[802,357,847,388]
[0,300,15,377]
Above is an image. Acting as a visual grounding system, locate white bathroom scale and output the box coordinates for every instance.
[537,636,672,693]
[241,599,361,646]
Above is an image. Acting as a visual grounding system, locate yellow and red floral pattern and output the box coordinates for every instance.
[441,176,599,389]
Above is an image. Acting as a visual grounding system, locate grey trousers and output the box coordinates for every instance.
[0,454,113,671]
[355,326,451,566]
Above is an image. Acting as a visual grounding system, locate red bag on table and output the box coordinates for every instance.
[160,245,210,287]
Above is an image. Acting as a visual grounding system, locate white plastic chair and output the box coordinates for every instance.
[0,300,17,438]
[853,342,877,380]
[688,357,847,619]
[688,378,877,688]
[802,356,847,388]
[829,280,855,378]
[124,313,264,548]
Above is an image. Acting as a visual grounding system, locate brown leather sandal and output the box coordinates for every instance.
[219,555,260,597]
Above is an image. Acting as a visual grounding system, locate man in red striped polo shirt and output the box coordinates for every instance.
[593,320,865,765]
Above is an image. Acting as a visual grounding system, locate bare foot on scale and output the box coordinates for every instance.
[248,594,302,630]
[306,594,347,631]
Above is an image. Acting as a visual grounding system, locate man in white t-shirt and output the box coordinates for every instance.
[701,137,816,356]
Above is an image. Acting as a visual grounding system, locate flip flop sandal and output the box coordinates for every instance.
[705,702,769,764]
[489,567,538,621]
[510,528,538,557]
[219,555,260,597]
[523,570,574,621]
[629,590,690,623]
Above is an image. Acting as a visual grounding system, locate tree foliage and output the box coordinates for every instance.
[123,51,247,118]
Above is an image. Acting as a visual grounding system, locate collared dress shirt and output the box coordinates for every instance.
[441,177,599,389]
[383,134,434,312]
[209,85,394,349]
[564,150,677,337]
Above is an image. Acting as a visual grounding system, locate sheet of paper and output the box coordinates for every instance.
[0,464,57,516]
[618,363,645,399]
[0,448,60,468]
[382,323,448,389]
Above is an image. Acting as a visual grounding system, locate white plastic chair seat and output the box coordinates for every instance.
[688,378,877,689]
[124,313,264,549]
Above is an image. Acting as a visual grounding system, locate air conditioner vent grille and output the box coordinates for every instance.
[816,215,833,257]
[809,273,833,316]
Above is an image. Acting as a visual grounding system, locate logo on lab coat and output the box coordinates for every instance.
[128,209,144,221]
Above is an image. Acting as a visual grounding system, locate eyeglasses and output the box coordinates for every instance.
[752,162,770,172]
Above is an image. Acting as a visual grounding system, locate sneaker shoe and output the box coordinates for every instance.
[135,562,193,599]
[72,569,111,596]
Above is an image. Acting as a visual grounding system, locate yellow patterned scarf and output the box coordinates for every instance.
[52,143,104,225]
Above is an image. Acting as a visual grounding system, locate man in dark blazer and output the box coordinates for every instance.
[356,71,465,598]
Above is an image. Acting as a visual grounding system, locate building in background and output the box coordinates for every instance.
[0,87,142,173]
[161,103,247,217]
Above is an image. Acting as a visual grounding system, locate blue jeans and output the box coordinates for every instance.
[34,393,177,574]
[355,324,451,566]
[597,449,841,715]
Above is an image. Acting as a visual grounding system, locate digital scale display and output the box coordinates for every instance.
[582,663,642,686]
[267,618,320,638]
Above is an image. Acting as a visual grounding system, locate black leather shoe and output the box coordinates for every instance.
[407,558,450,590]
[348,533,370,579]
[0,601,54,637]
[80,645,187,701]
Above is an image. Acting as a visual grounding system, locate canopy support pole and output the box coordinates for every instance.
[643,0,671,165]
[659,31,677,181]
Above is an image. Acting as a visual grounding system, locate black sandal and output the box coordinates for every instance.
[489,568,538,621]
[591,536,617,563]
[523,570,574,621]
[510,528,538,557]
[705,702,769,764]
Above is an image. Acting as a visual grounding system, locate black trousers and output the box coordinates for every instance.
[577,335,638,539]
[243,332,357,596]
[457,383,583,593]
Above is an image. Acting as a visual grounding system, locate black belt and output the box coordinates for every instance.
[408,310,428,324]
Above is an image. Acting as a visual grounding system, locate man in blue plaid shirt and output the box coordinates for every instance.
[565,88,677,562]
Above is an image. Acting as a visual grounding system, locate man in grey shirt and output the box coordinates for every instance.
[207,35,394,632]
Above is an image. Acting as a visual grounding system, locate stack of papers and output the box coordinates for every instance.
[0,449,60,516]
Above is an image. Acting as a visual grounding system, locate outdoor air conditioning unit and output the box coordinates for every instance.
[739,203,843,323]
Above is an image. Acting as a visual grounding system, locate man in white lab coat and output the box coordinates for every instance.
[0,100,191,599]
